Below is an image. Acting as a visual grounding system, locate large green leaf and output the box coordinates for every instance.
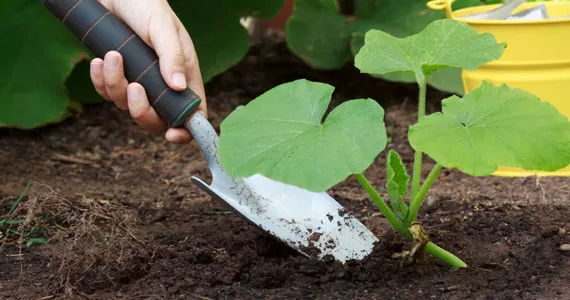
[386,150,410,222]
[285,0,353,69]
[172,0,285,82]
[286,0,445,69]
[286,0,485,94]
[0,0,86,128]
[409,82,570,175]
[350,32,465,94]
[218,79,387,192]
[355,19,506,85]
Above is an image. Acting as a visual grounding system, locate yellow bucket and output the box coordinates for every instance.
[427,0,570,177]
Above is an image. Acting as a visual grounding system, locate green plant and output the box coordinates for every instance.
[0,182,48,248]
[217,19,570,267]
[285,0,484,95]
[0,0,284,129]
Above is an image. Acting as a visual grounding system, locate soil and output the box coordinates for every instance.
[1,32,569,300]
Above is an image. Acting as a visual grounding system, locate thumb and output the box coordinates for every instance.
[148,12,187,91]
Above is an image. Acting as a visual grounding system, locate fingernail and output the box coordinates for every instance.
[91,60,103,73]
[172,72,187,89]
[91,59,102,68]
[165,130,178,141]
[128,85,143,104]
[106,54,120,69]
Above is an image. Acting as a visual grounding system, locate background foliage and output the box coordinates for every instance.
[284,0,487,95]
[3,0,566,129]
[0,0,284,129]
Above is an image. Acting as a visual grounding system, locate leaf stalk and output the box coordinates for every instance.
[410,80,428,200]
[407,163,443,223]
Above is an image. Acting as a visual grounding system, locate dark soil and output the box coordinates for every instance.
[1,32,569,300]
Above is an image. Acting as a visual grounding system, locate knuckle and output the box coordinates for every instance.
[131,111,143,120]
[93,81,105,91]
[172,50,185,65]
[105,79,120,90]
[130,106,148,120]
[183,48,197,65]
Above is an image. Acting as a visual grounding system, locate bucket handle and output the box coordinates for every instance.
[427,0,455,19]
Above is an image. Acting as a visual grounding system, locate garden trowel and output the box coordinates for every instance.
[43,0,378,263]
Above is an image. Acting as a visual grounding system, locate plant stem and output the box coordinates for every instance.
[407,163,443,223]
[410,81,428,200]
[354,173,409,238]
[426,242,467,268]
[410,152,423,202]
[355,173,467,268]
[417,80,427,120]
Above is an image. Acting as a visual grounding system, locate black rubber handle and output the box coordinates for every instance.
[43,0,201,128]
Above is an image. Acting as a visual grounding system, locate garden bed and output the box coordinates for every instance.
[1,33,569,300]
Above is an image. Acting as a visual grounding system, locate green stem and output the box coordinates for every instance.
[408,163,443,223]
[426,242,467,268]
[410,152,423,202]
[410,81,428,200]
[355,172,467,268]
[354,173,409,238]
[417,80,427,120]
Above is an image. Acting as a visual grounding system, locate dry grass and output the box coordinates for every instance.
[1,182,158,296]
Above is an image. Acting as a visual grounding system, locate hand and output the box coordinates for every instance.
[90,0,207,144]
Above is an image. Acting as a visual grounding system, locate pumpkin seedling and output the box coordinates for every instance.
[217,19,570,267]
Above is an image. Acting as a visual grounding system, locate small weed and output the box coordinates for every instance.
[0,182,48,248]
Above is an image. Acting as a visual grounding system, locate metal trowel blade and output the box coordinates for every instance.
[186,112,378,263]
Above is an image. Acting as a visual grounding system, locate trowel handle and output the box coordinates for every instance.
[43,0,201,128]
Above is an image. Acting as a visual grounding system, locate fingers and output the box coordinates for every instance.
[127,83,192,143]
[90,58,109,100]
[165,128,192,144]
[88,0,205,144]
[103,52,129,110]
[127,83,166,132]
[148,11,188,91]
[89,52,129,110]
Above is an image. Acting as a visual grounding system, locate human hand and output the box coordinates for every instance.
[90,0,206,143]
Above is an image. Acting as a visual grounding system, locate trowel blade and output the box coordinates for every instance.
[186,112,378,263]
[192,174,378,263]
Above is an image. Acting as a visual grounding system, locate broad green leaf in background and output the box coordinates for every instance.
[286,0,485,94]
[172,0,285,82]
[355,19,506,86]
[218,79,387,192]
[285,0,353,69]
[350,31,465,94]
[0,0,86,128]
[408,82,570,175]
[386,150,410,222]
